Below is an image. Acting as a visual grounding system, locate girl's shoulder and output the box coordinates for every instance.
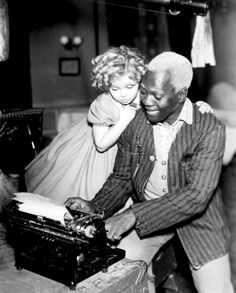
[88,93,120,126]
[92,92,114,106]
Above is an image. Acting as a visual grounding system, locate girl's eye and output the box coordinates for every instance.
[127,84,135,89]
[111,88,118,91]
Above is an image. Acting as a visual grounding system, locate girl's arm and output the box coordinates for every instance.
[93,106,136,152]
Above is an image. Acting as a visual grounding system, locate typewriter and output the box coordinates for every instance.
[7,193,125,290]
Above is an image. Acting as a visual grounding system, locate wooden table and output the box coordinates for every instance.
[0,222,177,293]
[0,259,149,293]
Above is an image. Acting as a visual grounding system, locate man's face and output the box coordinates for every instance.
[140,70,183,124]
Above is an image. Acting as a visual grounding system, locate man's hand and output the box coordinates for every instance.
[105,208,135,241]
[64,197,97,214]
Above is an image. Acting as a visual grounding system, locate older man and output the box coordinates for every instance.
[66,52,233,293]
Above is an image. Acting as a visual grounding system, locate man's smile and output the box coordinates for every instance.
[144,107,160,113]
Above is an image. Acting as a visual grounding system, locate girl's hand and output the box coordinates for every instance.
[196,101,214,114]
[118,105,136,125]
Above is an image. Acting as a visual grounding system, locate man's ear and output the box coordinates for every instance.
[178,87,188,103]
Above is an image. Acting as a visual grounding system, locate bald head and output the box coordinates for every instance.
[146,52,193,93]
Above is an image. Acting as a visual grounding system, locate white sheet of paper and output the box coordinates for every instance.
[13,192,73,225]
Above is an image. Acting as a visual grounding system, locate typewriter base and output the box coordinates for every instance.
[11,227,125,290]
[15,251,125,290]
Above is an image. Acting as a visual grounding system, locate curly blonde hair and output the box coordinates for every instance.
[91,46,147,90]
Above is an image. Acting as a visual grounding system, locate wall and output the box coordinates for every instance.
[169,2,236,101]
[211,2,236,89]
[11,1,236,135]
[29,0,108,136]
[0,0,32,108]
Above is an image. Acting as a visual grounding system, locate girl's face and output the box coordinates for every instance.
[109,74,139,105]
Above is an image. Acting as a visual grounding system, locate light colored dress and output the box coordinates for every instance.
[25,93,123,204]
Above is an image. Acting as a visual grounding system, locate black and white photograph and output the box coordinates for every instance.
[0,0,235,292]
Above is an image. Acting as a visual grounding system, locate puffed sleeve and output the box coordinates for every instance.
[88,93,120,126]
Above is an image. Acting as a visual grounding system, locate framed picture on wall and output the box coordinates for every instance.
[59,57,80,76]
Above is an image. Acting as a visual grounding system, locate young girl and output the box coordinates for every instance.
[25,46,212,204]
[25,46,146,203]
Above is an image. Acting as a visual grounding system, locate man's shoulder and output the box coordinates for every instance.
[121,108,148,139]
[192,104,224,130]
[193,104,223,125]
[135,108,147,119]
[130,108,147,127]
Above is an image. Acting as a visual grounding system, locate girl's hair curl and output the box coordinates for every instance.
[91,45,147,90]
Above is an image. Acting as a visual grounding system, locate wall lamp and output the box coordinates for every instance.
[60,35,83,50]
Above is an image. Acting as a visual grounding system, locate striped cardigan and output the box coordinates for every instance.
[91,103,230,267]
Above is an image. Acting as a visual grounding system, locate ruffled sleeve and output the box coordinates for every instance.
[88,93,120,126]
